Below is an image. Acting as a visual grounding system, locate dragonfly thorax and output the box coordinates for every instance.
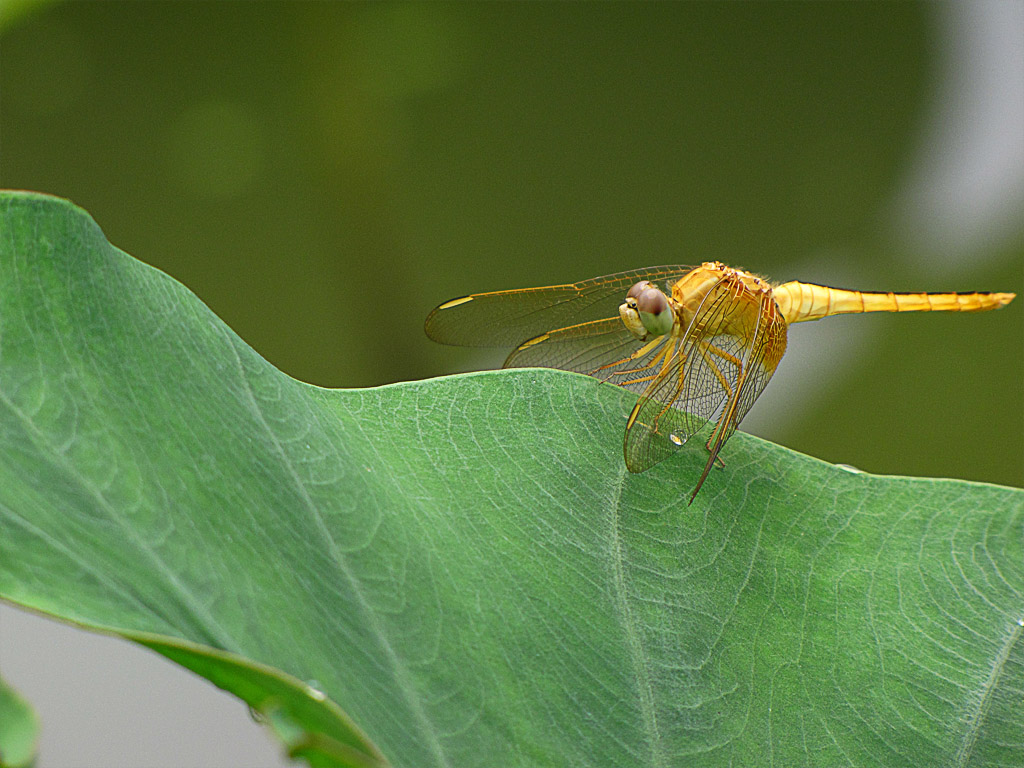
[620,281,676,340]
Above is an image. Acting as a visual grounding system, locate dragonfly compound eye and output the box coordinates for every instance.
[627,280,655,300]
[637,287,673,336]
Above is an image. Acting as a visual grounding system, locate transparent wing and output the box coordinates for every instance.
[622,282,738,474]
[504,317,682,402]
[424,265,693,348]
[623,280,786,482]
[710,305,786,449]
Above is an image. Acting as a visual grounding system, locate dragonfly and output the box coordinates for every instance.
[425,261,1016,502]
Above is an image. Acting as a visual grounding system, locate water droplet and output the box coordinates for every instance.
[305,681,326,701]
[837,463,863,474]
[669,433,684,446]
[1018,618,1024,627]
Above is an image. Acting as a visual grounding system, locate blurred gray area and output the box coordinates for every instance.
[0,603,290,767]
[0,2,1021,765]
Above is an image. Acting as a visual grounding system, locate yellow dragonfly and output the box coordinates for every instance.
[425,261,1015,502]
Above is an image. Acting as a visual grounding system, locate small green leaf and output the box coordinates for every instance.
[0,672,38,768]
[127,631,388,767]
[0,192,1021,767]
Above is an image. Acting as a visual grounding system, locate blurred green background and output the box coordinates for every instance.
[2,1,1021,488]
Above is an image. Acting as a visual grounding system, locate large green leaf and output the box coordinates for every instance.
[0,191,1021,767]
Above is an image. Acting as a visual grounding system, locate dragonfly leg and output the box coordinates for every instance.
[601,338,684,391]
[591,336,666,381]
[703,343,742,368]
[702,437,727,468]
[650,346,690,432]
[694,341,736,467]
[690,418,732,504]
[627,339,691,440]
[689,352,746,504]
[696,341,735,400]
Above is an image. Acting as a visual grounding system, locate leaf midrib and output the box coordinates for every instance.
[954,618,1022,766]
[226,334,451,768]
[609,469,665,767]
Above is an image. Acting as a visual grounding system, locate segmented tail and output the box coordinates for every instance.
[773,281,1015,325]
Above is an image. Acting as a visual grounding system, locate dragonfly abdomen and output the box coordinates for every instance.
[773,281,1015,324]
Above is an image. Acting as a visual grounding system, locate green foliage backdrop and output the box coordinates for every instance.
[1,2,1020,488]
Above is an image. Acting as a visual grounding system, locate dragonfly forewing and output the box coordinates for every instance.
[424,266,693,348]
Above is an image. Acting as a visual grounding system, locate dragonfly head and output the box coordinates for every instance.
[620,281,675,340]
